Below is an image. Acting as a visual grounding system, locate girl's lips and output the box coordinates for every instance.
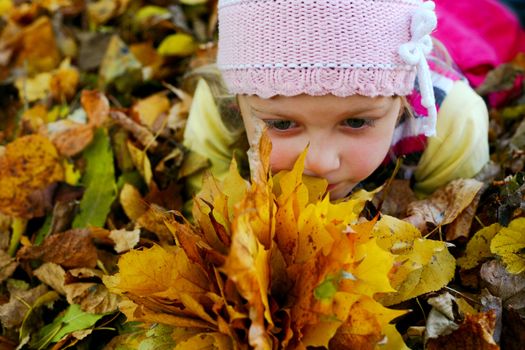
[327,183,338,191]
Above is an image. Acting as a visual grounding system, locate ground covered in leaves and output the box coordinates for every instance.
[0,1,524,349]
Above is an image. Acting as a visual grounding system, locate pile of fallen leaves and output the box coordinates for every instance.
[0,1,524,349]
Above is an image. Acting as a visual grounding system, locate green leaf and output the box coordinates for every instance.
[72,128,117,228]
[314,275,338,300]
[32,304,105,349]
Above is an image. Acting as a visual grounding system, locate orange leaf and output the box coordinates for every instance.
[0,134,63,218]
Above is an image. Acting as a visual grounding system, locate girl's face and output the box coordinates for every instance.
[237,94,402,200]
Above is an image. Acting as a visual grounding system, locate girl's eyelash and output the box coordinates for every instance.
[342,118,376,129]
[264,119,297,130]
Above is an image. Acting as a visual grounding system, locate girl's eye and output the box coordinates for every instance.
[264,119,297,131]
[342,118,371,129]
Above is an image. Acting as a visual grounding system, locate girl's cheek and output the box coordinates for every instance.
[268,137,302,172]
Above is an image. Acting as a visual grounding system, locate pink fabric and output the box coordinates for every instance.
[217,0,427,98]
[433,0,525,88]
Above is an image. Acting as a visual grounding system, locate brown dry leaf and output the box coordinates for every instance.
[17,228,98,268]
[45,119,94,157]
[63,282,120,314]
[131,92,170,130]
[81,90,109,127]
[446,186,483,241]
[480,260,525,311]
[426,311,499,350]
[374,179,417,218]
[119,183,148,221]
[0,134,64,218]
[33,262,67,295]
[0,283,48,329]
[0,250,18,283]
[110,111,159,149]
[15,16,61,74]
[407,179,483,229]
[136,206,174,245]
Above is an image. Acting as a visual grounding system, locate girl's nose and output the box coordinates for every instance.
[304,141,341,177]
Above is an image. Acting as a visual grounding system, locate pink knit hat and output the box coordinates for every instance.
[217,0,439,136]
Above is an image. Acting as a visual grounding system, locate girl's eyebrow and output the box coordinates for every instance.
[250,104,388,118]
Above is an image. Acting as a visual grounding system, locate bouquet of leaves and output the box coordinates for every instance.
[103,133,456,349]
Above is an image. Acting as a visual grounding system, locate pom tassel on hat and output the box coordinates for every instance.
[398,1,438,137]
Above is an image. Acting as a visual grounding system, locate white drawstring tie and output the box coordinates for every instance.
[398,1,438,137]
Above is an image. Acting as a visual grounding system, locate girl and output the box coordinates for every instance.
[183,0,489,203]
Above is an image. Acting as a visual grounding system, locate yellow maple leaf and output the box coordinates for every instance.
[490,217,525,274]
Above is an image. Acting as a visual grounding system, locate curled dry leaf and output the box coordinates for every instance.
[45,119,94,157]
[81,90,109,127]
[17,228,98,269]
[407,179,483,230]
[0,134,64,218]
[426,311,499,350]
[110,110,159,149]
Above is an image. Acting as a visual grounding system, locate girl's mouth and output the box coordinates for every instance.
[327,183,338,191]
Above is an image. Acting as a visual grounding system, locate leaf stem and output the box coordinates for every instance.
[8,217,27,256]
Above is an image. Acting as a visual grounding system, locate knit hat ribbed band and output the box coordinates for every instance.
[217,0,439,136]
